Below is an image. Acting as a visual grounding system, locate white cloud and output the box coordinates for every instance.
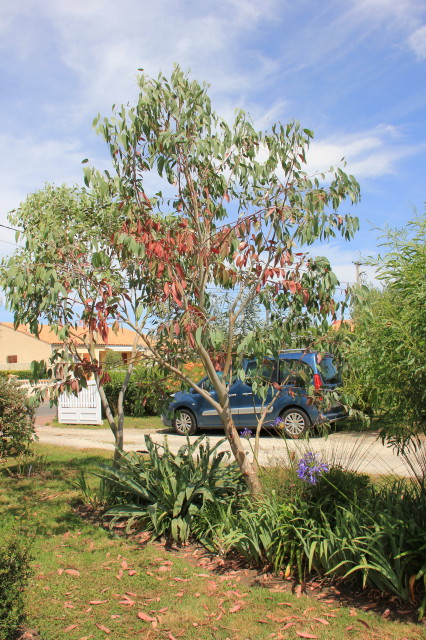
[307,125,425,179]
[408,25,426,58]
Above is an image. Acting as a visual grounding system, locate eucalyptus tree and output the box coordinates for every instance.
[81,66,360,493]
[1,184,143,459]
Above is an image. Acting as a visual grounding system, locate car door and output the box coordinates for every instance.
[196,377,240,428]
[234,359,279,428]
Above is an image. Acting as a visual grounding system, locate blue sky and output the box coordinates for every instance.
[0,0,425,319]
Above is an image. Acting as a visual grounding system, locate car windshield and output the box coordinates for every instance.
[317,355,342,384]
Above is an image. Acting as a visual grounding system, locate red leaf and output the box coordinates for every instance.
[128,570,137,576]
[137,612,157,622]
[89,600,107,605]
[223,193,230,203]
[95,623,111,633]
[281,623,296,630]
[64,569,80,577]
[63,625,78,632]
[229,604,242,613]
[296,633,318,639]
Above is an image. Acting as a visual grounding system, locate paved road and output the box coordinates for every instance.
[34,404,421,477]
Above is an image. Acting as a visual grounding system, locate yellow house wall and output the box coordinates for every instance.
[0,325,52,370]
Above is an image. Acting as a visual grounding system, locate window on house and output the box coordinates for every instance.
[7,355,17,364]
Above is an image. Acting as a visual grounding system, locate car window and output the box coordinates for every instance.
[317,355,342,384]
[279,358,312,387]
[245,359,279,385]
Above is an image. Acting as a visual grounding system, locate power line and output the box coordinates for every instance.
[0,223,19,232]
[0,238,21,247]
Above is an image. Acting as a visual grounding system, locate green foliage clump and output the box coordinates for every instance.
[197,447,426,619]
[100,435,247,543]
[102,365,169,417]
[0,378,37,458]
[0,532,33,640]
[345,215,426,449]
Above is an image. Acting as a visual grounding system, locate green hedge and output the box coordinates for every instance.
[103,365,170,417]
[0,370,33,379]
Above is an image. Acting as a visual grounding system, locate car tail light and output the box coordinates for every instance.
[313,373,322,390]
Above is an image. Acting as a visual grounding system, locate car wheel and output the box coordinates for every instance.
[280,408,309,438]
[173,409,198,436]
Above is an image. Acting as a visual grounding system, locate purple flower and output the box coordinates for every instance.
[272,417,284,428]
[240,428,253,439]
[297,452,329,485]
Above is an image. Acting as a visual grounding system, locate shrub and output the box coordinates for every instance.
[0,531,33,640]
[100,435,247,543]
[0,378,37,458]
[102,365,170,417]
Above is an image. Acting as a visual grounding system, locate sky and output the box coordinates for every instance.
[0,0,425,319]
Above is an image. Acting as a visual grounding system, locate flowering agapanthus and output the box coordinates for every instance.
[297,452,329,485]
[240,428,253,439]
[272,416,284,428]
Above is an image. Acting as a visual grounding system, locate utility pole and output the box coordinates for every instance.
[354,261,363,286]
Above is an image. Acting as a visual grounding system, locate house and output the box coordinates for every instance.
[0,322,147,371]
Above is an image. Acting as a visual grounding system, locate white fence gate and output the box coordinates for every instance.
[58,381,102,425]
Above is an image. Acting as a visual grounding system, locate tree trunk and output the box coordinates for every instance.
[221,408,262,495]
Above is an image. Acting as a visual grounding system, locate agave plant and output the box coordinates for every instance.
[98,435,246,543]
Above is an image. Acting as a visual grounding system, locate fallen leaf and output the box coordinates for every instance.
[116,569,124,580]
[196,573,210,578]
[121,561,129,570]
[137,612,157,622]
[296,633,318,639]
[65,569,80,577]
[281,623,296,630]
[63,625,78,632]
[125,592,137,597]
[173,577,190,582]
[119,599,135,606]
[229,604,242,613]
[312,617,329,625]
[344,627,354,632]
[277,602,293,607]
[57,568,64,575]
[357,619,371,629]
[362,603,377,610]
[128,570,137,576]
[95,623,111,633]
[111,615,120,619]
[89,600,107,605]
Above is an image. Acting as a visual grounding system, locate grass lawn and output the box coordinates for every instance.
[49,415,164,430]
[1,443,424,640]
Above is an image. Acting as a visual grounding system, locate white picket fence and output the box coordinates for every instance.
[58,381,102,425]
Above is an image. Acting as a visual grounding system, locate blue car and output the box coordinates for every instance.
[163,350,346,438]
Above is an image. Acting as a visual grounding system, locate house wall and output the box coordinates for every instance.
[0,324,52,370]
